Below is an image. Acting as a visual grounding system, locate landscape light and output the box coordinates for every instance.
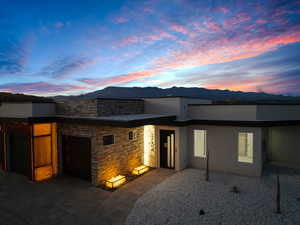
[132,165,149,175]
[105,175,126,189]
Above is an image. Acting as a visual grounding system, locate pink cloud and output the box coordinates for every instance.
[203,20,222,32]
[193,23,209,33]
[218,7,229,14]
[117,35,140,46]
[222,13,251,29]
[79,70,160,87]
[170,24,197,38]
[256,18,267,24]
[203,75,276,93]
[0,82,85,95]
[114,17,128,24]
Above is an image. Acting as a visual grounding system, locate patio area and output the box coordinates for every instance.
[0,168,174,225]
[126,167,300,225]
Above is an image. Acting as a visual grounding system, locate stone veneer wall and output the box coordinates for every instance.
[97,99,144,116]
[59,123,144,185]
[56,99,98,117]
[55,98,144,117]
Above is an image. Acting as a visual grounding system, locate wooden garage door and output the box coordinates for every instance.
[62,136,91,181]
[0,132,4,170]
[9,134,31,177]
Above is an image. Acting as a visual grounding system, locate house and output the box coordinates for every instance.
[1,96,300,185]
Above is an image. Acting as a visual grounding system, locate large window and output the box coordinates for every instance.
[194,130,207,158]
[238,132,254,163]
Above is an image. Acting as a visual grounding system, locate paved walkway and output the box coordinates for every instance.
[0,168,175,225]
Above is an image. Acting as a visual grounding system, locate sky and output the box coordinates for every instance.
[1,0,300,96]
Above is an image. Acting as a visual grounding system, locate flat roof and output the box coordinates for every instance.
[189,103,300,106]
[0,114,177,128]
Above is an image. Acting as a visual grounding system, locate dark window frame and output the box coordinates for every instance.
[103,135,115,146]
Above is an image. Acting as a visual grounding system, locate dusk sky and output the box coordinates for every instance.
[1,0,300,96]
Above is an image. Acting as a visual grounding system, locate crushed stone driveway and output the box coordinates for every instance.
[0,168,174,225]
[126,167,300,225]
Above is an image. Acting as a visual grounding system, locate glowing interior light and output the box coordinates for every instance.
[144,125,155,166]
[132,165,149,175]
[105,175,126,189]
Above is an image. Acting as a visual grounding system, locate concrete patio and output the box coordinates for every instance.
[0,168,174,225]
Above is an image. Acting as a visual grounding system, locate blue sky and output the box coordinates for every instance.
[1,0,300,96]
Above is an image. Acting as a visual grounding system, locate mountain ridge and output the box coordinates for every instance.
[54,86,300,103]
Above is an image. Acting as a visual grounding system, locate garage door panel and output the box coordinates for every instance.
[62,136,91,181]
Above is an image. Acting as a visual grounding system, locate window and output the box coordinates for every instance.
[103,135,114,146]
[238,132,253,163]
[128,130,137,140]
[194,130,206,158]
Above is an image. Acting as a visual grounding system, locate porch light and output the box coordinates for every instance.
[105,175,126,189]
[132,165,149,175]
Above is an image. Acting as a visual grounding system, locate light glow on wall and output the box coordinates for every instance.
[144,125,155,166]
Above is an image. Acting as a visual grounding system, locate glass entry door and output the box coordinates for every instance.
[160,130,175,169]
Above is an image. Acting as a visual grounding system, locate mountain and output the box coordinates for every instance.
[0,92,53,103]
[54,86,300,103]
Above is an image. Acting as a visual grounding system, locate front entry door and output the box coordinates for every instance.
[160,130,175,169]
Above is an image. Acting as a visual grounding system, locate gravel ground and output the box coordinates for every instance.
[126,167,300,225]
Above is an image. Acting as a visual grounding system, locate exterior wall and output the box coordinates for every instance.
[257,105,300,121]
[56,98,144,117]
[59,123,144,185]
[0,103,33,117]
[268,126,300,168]
[188,125,263,176]
[144,98,181,117]
[32,103,56,117]
[56,99,98,117]
[148,125,187,171]
[144,97,211,120]
[143,125,156,167]
[97,99,144,116]
[188,105,258,121]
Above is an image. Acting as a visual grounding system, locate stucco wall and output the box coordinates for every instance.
[59,123,144,185]
[0,103,33,117]
[144,98,181,117]
[268,126,300,168]
[188,105,258,121]
[188,125,263,176]
[32,103,56,117]
[257,105,300,121]
[144,97,212,120]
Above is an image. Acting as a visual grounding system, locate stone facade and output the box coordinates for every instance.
[97,99,144,116]
[59,123,144,185]
[56,98,144,117]
[56,99,98,117]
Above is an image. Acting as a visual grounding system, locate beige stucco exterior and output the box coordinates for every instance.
[187,125,263,176]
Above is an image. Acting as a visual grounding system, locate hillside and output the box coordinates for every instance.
[55,86,300,103]
[0,92,53,103]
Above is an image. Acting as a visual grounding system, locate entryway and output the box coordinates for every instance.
[62,135,91,181]
[160,130,175,169]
